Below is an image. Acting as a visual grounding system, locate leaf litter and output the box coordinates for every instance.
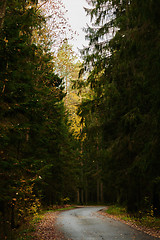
[32,211,70,240]
[98,208,160,239]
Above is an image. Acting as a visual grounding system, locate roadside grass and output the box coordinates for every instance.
[15,205,76,240]
[106,205,160,231]
[56,206,76,211]
[138,215,160,230]
[47,204,76,212]
[106,205,127,216]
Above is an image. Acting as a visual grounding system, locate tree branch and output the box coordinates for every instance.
[36,0,49,12]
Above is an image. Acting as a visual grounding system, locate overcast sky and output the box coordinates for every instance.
[63,0,90,56]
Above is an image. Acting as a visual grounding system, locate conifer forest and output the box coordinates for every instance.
[0,0,160,238]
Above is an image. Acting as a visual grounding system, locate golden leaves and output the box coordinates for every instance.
[3,37,8,43]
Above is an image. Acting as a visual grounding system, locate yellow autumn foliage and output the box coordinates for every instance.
[13,180,41,221]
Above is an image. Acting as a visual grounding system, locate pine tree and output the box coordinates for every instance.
[80,0,160,213]
[0,1,78,238]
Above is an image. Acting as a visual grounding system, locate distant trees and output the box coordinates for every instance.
[55,39,77,94]
[77,0,160,213]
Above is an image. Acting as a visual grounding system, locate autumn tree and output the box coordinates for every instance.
[55,39,77,94]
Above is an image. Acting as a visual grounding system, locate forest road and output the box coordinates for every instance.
[56,206,159,240]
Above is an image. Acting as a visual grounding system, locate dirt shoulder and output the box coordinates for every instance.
[99,207,160,239]
[32,211,67,240]
[26,205,160,239]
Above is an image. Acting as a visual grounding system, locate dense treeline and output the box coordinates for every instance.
[1,0,160,238]
[77,0,160,214]
[0,1,78,238]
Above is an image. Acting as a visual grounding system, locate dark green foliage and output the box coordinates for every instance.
[79,0,160,213]
[0,1,78,238]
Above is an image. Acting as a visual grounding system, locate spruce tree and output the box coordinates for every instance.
[80,0,160,213]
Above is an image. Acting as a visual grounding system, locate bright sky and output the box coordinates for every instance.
[63,0,90,57]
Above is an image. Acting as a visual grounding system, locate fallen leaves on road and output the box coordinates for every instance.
[32,211,68,240]
[99,208,160,239]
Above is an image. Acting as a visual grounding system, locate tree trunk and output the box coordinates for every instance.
[153,183,160,216]
[77,190,80,204]
[85,179,88,204]
[97,179,100,203]
[100,182,103,203]
[81,189,84,204]
[0,0,7,29]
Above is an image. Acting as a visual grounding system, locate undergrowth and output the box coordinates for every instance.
[106,205,160,230]
[15,205,75,240]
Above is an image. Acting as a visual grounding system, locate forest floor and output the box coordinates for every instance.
[21,205,160,239]
[99,207,160,239]
[31,211,67,240]
[17,205,73,240]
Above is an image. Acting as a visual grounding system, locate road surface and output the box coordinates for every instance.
[56,206,159,240]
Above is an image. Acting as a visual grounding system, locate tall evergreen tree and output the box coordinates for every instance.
[0,1,78,238]
[79,0,160,213]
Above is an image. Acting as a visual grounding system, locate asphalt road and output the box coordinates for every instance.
[56,206,159,240]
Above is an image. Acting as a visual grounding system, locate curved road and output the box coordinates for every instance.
[56,206,159,240]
